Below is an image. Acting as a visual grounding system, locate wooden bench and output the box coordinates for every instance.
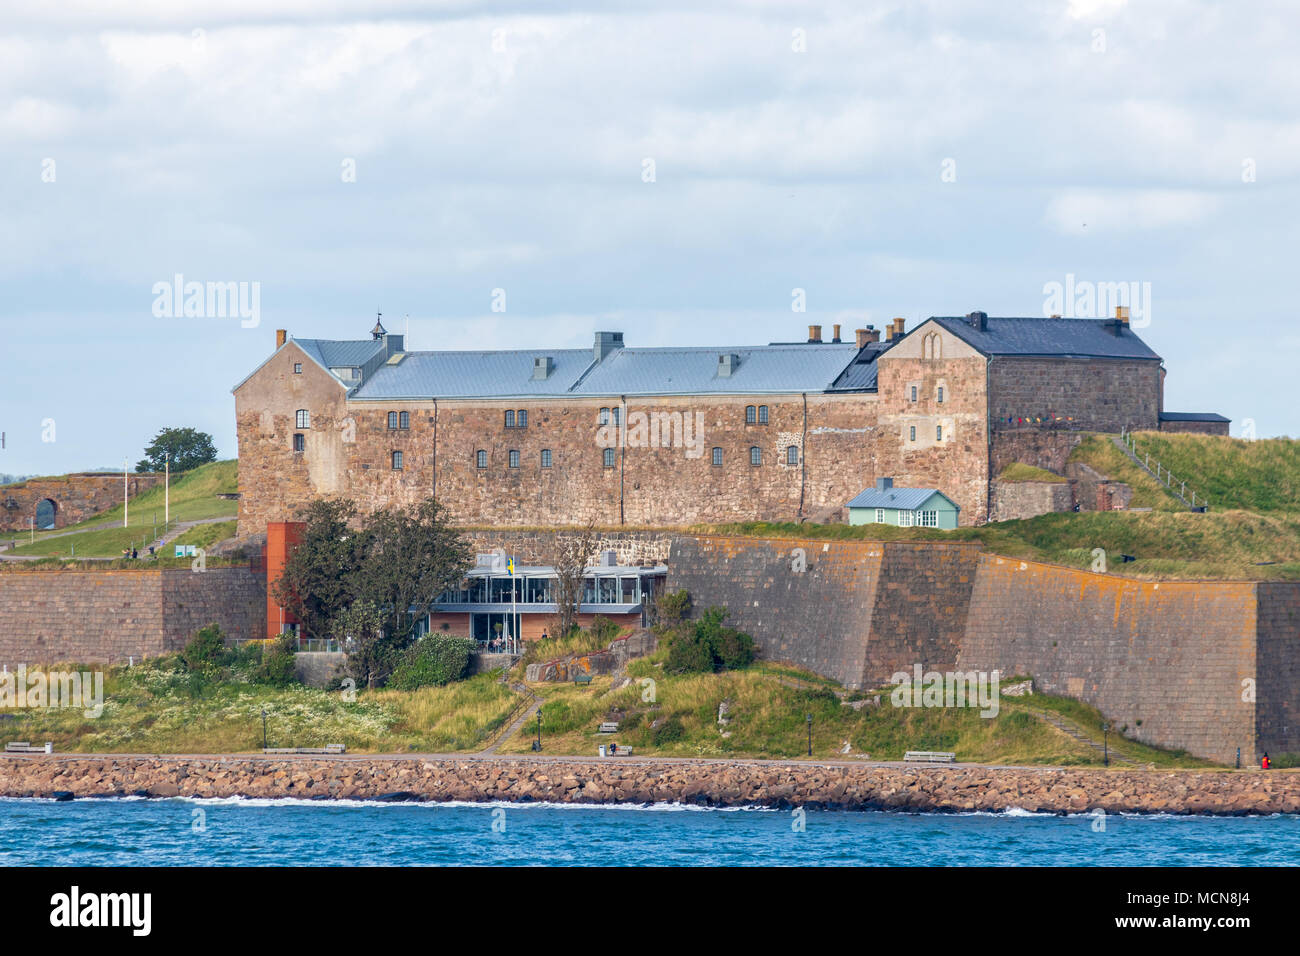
[597,722,619,734]
[573,672,593,687]
[903,751,955,763]
[604,745,633,756]
[4,742,51,754]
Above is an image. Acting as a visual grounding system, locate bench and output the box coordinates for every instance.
[903,751,955,763]
[4,742,52,754]
[597,722,619,734]
[602,745,633,756]
[262,745,347,755]
[573,672,593,687]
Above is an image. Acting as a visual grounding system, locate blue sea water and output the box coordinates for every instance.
[1,797,1296,866]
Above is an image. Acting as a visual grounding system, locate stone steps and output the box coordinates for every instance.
[1023,703,1136,766]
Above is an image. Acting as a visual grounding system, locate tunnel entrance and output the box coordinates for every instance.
[36,498,57,530]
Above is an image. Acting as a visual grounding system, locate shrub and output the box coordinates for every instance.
[589,615,621,645]
[664,607,755,674]
[653,715,686,745]
[389,634,476,690]
[655,589,692,628]
[257,634,299,687]
[181,624,229,671]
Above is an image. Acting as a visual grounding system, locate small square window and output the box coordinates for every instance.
[392,451,403,470]
[476,450,487,469]
[712,447,723,466]
[293,363,302,374]
[295,409,310,429]
[509,450,520,468]
[541,449,552,468]
[292,433,305,453]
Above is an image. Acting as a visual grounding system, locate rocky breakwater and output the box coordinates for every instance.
[2,756,1299,815]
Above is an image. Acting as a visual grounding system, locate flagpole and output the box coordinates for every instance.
[511,553,518,655]
[164,452,169,526]
[123,458,128,528]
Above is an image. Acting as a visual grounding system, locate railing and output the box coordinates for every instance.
[1118,428,1208,510]
[296,638,342,653]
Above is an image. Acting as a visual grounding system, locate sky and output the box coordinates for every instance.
[2,0,1297,475]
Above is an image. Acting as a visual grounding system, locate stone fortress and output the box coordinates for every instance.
[232,310,1227,535]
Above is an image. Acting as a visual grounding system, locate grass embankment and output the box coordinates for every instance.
[1125,431,1300,513]
[0,657,519,754]
[999,462,1067,483]
[6,461,239,559]
[1066,434,1185,510]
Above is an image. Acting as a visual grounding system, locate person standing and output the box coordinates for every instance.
[1262,752,1271,770]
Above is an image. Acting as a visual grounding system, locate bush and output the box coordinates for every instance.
[589,615,620,645]
[653,715,686,745]
[664,607,756,674]
[389,634,476,690]
[181,624,229,671]
[257,634,299,687]
[655,589,691,628]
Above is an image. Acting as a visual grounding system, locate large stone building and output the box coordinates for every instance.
[232,311,1223,533]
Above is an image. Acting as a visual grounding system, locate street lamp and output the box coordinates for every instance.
[1101,722,1110,767]
[533,709,543,752]
[262,707,268,751]
[806,713,812,757]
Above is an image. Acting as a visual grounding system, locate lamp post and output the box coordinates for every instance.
[261,707,268,751]
[806,713,812,757]
[1101,722,1110,767]
[534,709,543,752]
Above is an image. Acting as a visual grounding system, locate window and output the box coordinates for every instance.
[476,450,487,469]
[918,510,938,527]
[387,411,398,429]
[611,406,620,426]
[712,447,723,466]
[517,409,528,428]
[293,363,302,374]
[937,386,945,403]
[910,386,918,402]
[541,449,552,468]
[909,426,917,441]
[295,409,310,429]
[509,449,520,468]
[599,407,610,425]
[786,446,799,465]
[758,405,769,424]
[936,425,943,441]
[603,448,616,468]
[899,510,915,527]
[292,433,305,453]
[745,405,756,424]
[399,411,409,429]
[504,410,515,428]
[750,446,762,466]
[391,451,403,470]
[875,508,885,524]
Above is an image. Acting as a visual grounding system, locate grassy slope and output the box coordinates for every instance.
[1127,431,1300,512]
[1067,434,1185,510]
[7,461,238,558]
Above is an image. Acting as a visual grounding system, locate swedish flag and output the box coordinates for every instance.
[507,557,515,576]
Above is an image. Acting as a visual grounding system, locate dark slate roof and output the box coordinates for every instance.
[828,343,891,391]
[846,487,955,510]
[928,316,1162,360]
[1159,412,1230,423]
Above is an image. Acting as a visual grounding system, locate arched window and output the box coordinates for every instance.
[750,446,762,466]
[786,446,799,465]
[476,450,487,469]
[296,409,311,429]
[758,405,769,424]
[517,409,528,427]
[509,450,520,468]
[387,411,397,429]
[504,410,515,428]
[603,448,616,468]
[745,405,756,424]
[611,407,621,426]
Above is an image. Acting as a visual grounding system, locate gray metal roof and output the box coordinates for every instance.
[350,348,596,399]
[846,486,954,510]
[295,338,386,369]
[929,316,1162,360]
[1159,411,1230,422]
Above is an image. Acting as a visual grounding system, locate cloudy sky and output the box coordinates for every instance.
[2,0,1296,474]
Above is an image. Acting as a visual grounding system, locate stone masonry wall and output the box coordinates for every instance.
[1255,582,1300,759]
[990,480,1073,521]
[957,554,1259,765]
[0,566,265,667]
[988,357,1161,433]
[0,474,163,532]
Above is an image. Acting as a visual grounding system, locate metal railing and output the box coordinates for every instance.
[1119,428,1208,510]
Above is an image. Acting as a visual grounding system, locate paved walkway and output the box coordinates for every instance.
[0,516,234,561]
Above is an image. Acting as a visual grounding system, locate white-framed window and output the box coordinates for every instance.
[295,409,310,429]
[293,363,302,374]
[899,510,914,527]
[875,508,885,524]
[918,510,938,527]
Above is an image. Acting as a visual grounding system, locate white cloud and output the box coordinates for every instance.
[1044,188,1223,235]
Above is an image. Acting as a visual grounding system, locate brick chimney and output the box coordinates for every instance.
[807,325,823,343]
[276,329,287,349]
[854,326,881,348]
[966,311,987,331]
[888,317,906,342]
[1116,306,1130,325]
[832,323,842,343]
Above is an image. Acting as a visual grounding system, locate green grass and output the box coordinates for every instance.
[7,461,238,558]
[1067,434,1184,510]
[999,462,1067,483]
[1126,431,1300,513]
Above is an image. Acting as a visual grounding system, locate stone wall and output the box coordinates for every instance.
[0,566,265,666]
[461,529,674,566]
[988,356,1162,433]
[990,480,1073,521]
[957,555,1265,765]
[0,474,163,532]
[1160,418,1231,435]
[1255,583,1300,759]
[666,535,982,688]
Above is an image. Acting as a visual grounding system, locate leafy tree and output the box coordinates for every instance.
[353,498,473,644]
[272,499,364,641]
[664,607,756,674]
[332,600,393,689]
[389,634,476,690]
[552,523,597,639]
[136,427,218,473]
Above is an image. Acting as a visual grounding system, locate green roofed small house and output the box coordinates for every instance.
[846,478,960,529]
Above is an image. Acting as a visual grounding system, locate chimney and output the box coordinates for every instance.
[807,324,823,344]
[717,353,740,377]
[875,477,893,492]
[832,324,842,343]
[1116,306,1130,325]
[594,331,624,362]
[532,356,555,380]
[967,310,987,331]
[889,317,906,342]
[855,325,881,348]
[275,329,287,349]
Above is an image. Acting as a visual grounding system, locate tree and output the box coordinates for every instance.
[136,427,218,473]
[272,499,364,640]
[665,607,756,675]
[331,600,392,689]
[352,497,473,644]
[552,523,598,639]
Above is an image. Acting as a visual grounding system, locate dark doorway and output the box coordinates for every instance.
[36,499,57,530]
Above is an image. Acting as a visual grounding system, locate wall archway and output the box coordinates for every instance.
[36,499,57,530]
